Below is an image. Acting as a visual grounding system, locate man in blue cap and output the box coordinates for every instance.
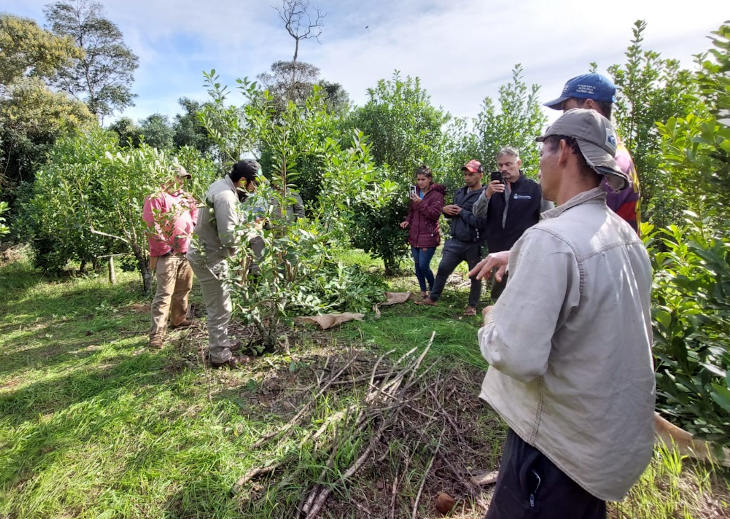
[544,73,641,234]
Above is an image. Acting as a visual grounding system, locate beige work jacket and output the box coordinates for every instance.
[479,187,655,501]
[188,176,240,265]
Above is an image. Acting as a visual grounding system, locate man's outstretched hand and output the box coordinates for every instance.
[469,251,509,281]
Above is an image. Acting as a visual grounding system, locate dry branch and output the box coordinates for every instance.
[252,353,359,449]
[412,423,446,518]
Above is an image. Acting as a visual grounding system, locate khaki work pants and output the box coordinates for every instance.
[150,254,193,340]
[187,252,235,364]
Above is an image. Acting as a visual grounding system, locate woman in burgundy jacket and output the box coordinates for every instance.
[399,165,445,298]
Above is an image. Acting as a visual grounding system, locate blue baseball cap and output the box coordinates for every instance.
[544,73,617,110]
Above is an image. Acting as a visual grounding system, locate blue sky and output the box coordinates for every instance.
[3,0,727,124]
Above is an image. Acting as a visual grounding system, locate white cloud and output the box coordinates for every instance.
[2,0,725,123]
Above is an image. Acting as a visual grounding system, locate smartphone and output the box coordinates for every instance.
[409,184,417,197]
[490,171,504,184]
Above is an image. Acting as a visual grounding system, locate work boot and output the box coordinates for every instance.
[149,336,164,349]
[170,319,192,329]
[211,355,251,369]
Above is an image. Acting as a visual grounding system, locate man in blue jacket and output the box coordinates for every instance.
[419,160,488,315]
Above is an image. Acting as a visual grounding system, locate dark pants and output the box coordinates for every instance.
[490,273,508,301]
[428,239,482,307]
[486,429,606,519]
[411,246,436,292]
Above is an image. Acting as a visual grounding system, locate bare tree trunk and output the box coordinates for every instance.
[130,242,152,293]
[108,256,116,284]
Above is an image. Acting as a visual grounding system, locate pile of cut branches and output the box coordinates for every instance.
[233,333,502,518]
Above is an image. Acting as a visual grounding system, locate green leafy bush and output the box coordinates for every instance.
[646,220,730,446]
[201,73,395,351]
[345,72,451,274]
[350,195,408,274]
[20,128,217,287]
[0,201,10,238]
[19,128,121,272]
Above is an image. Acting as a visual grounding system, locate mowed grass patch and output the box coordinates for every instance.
[0,261,260,518]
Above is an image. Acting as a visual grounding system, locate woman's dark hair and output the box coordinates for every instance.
[229,159,260,184]
[414,165,433,180]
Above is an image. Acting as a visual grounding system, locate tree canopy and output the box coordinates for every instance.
[44,0,139,120]
[0,14,81,86]
[0,14,95,208]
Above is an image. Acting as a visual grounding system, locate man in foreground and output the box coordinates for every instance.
[470,109,655,518]
[187,159,260,368]
[472,147,546,300]
[419,160,487,316]
[143,165,198,349]
[544,72,641,233]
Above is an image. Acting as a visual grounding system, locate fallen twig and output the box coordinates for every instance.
[253,353,359,449]
[412,422,446,519]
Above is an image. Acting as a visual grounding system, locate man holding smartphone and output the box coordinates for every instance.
[472,147,548,300]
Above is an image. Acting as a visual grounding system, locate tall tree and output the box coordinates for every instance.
[0,14,94,214]
[0,14,81,86]
[107,116,141,147]
[258,60,321,110]
[258,61,350,114]
[139,113,174,149]
[276,0,324,64]
[172,97,215,153]
[44,0,139,120]
[262,0,326,109]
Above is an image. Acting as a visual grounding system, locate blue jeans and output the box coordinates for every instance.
[411,246,436,292]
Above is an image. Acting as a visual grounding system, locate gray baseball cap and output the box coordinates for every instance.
[536,108,628,191]
[174,165,191,178]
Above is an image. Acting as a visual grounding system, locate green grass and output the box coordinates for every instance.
[332,247,490,369]
[1,254,728,518]
[0,259,260,518]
